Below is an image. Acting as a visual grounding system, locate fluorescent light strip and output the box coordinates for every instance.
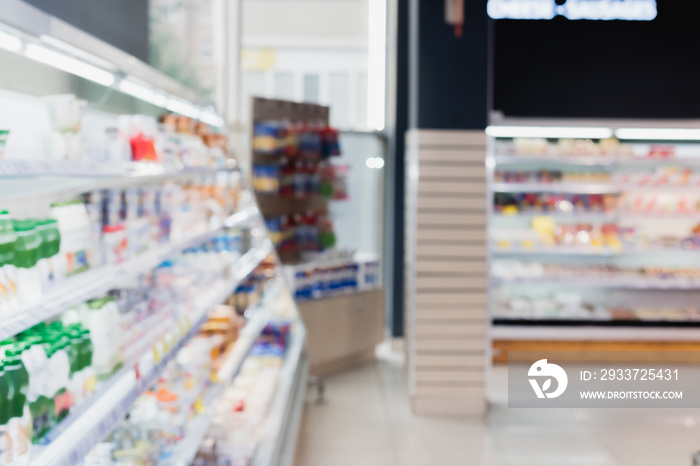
[40,35,116,71]
[615,128,700,141]
[2,30,223,126]
[0,29,22,52]
[117,78,177,110]
[486,126,613,139]
[367,0,387,131]
[151,92,169,107]
[25,44,115,86]
[200,111,224,128]
[166,97,201,119]
[118,78,156,103]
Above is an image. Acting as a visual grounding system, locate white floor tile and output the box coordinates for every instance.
[292,348,700,466]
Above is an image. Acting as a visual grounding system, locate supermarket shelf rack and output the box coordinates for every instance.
[0,162,238,204]
[491,247,700,257]
[0,206,262,342]
[0,159,235,178]
[487,124,700,346]
[171,278,294,466]
[493,155,700,167]
[492,182,619,194]
[30,240,274,466]
[252,321,308,466]
[490,277,700,289]
[491,325,700,341]
[0,5,311,460]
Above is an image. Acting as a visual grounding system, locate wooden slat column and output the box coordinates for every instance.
[405,129,487,417]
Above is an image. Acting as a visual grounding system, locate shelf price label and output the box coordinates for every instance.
[152,345,161,363]
[161,336,170,354]
[193,397,206,414]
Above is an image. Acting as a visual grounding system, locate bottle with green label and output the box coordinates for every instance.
[37,338,56,438]
[5,348,30,465]
[0,211,17,315]
[50,337,71,422]
[0,338,14,358]
[19,335,51,444]
[12,220,42,306]
[35,219,60,290]
[77,328,95,398]
[0,361,13,464]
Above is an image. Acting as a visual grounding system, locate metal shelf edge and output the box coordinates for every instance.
[251,322,307,466]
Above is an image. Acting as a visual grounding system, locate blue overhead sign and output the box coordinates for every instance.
[488,0,657,21]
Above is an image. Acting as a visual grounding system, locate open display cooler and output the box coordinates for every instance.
[0,2,308,465]
[486,122,700,356]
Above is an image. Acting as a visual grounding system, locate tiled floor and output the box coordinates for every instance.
[292,345,700,466]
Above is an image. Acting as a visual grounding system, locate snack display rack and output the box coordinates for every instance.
[250,98,384,376]
[487,122,700,345]
[250,97,340,264]
[0,4,309,464]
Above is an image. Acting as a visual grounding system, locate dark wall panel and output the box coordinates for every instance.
[388,0,409,338]
[23,0,149,62]
[415,0,489,129]
[494,1,700,119]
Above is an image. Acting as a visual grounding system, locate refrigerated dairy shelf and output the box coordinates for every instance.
[493,211,700,219]
[492,182,619,194]
[490,325,700,341]
[0,162,239,204]
[0,159,235,178]
[493,318,700,327]
[171,279,289,466]
[252,321,308,466]
[493,181,700,194]
[491,247,619,256]
[0,206,261,342]
[491,277,700,289]
[491,247,700,256]
[30,242,273,466]
[172,302,278,466]
[492,155,700,166]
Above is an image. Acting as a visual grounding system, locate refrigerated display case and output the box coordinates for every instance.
[0,3,308,464]
[487,122,700,354]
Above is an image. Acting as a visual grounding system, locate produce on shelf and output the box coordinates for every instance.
[495,169,611,184]
[494,192,617,215]
[492,218,700,252]
[492,137,682,159]
[492,259,700,281]
[492,218,622,251]
[619,191,700,215]
[493,290,700,322]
